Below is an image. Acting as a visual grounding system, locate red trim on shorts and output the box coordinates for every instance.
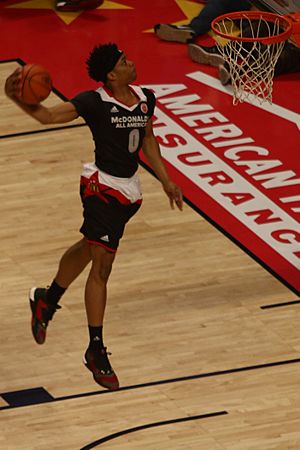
[86,239,117,253]
[80,172,143,206]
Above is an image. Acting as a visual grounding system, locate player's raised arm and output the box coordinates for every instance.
[142,118,183,211]
[4,68,79,124]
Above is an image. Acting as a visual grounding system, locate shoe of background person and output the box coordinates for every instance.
[219,64,231,85]
[83,347,119,390]
[56,0,103,11]
[188,44,224,67]
[29,287,61,345]
[154,24,196,43]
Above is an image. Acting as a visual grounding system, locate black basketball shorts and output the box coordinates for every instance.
[80,177,142,252]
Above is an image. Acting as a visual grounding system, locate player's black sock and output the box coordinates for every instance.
[46,280,66,306]
[88,325,104,350]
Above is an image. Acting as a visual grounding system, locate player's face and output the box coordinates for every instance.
[113,54,136,84]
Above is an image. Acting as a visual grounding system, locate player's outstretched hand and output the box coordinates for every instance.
[5,68,22,99]
[163,181,183,211]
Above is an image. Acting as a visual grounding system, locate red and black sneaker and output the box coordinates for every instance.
[83,347,119,390]
[29,287,61,345]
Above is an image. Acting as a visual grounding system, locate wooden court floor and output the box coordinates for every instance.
[1,61,300,449]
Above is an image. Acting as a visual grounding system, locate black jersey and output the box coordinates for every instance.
[71,85,155,178]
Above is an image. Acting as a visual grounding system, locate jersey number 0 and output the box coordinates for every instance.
[128,129,139,153]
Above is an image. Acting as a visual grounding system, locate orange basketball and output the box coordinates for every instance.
[19,64,52,105]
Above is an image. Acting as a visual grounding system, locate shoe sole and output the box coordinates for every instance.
[83,355,119,390]
[188,44,224,67]
[29,287,37,305]
[155,24,194,43]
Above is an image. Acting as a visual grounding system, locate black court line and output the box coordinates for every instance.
[0,123,87,140]
[79,411,228,449]
[0,58,24,65]
[1,357,300,411]
[261,299,300,309]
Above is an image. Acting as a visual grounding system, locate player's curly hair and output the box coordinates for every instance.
[86,43,123,83]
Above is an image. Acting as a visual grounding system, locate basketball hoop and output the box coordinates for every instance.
[211,11,293,105]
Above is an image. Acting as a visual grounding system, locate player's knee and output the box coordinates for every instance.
[89,245,115,283]
[90,259,113,283]
[99,262,113,282]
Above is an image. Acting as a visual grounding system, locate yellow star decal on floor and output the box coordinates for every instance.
[144,0,203,33]
[7,0,133,25]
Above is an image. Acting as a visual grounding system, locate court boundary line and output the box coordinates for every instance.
[261,299,300,309]
[79,411,228,449]
[1,357,300,411]
[0,123,87,140]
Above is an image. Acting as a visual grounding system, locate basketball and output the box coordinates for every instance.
[19,64,52,105]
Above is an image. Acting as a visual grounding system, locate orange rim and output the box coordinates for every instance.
[212,10,292,45]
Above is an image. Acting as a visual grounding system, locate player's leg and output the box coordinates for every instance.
[190,0,251,37]
[81,195,141,389]
[83,244,120,390]
[30,238,92,344]
[55,237,92,288]
[85,244,115,326]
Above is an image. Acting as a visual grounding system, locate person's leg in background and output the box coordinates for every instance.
[274,41,300,75]
[190,0,251,37]
[155,0,251,43]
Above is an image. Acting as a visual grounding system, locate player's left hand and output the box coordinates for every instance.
[163,181,183,211]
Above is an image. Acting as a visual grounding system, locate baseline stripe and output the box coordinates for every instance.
[1,358,300,411]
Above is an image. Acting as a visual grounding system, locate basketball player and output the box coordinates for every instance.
[5,43,183,390]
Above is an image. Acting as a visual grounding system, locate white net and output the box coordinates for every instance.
[214,14,287,104]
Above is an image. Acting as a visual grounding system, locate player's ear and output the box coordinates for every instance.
[107,70,117,82]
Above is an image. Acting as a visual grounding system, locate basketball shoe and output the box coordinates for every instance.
[154,24,196,43]
[188,44,224,67]
[56,0,103,11]
[29,287,61,344]
[83,347,119,390]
